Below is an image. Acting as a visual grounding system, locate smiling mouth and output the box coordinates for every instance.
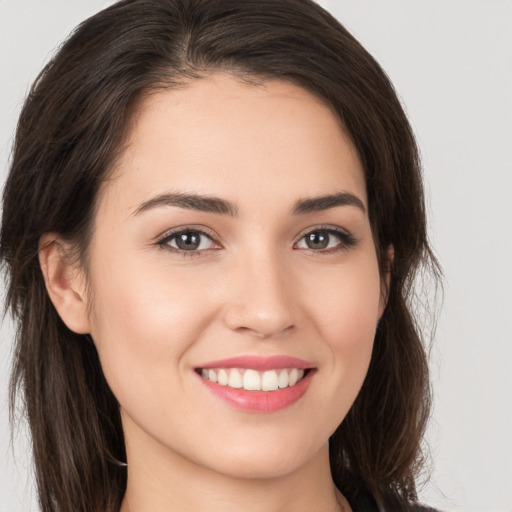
[196,367,310,391]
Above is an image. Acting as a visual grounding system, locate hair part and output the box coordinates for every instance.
[1,1,441,511]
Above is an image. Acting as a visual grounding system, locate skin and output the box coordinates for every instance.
[40,74,388,512]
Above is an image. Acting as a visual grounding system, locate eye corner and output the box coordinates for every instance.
[294,226,358,253]
[155,226,222,257]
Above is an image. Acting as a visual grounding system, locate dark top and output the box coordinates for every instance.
[347,488,440,512]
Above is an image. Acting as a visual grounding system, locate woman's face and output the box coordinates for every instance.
[84,74,386,479]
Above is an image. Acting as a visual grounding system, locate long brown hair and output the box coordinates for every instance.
[1,1,440,511]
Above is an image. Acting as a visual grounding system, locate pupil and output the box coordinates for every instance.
[177,231,200,250]
[307,231,329,249]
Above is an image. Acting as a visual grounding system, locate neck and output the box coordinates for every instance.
[119,425,350,512]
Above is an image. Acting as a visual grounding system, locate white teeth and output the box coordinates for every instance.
[243,369,261,390]
[201,367,307,391]
[261,370,279,391]
[288,368,299,386]
[217,369,229,386]
[227,369,243,388]
[278,369,289,388]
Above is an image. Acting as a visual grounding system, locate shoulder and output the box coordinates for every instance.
[347,488,442,512]
[409,504,442,512]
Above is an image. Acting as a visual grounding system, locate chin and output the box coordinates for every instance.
[193,432,327,481]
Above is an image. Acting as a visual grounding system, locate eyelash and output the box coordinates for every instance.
[156,225,357,257]
[156,227,220,258]
[295,226,357,254]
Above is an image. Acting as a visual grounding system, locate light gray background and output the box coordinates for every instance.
[1,1,511,511]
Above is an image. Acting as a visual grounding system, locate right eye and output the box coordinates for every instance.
[158,229,219,254]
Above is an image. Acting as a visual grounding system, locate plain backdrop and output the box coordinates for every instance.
[1,1,511,511]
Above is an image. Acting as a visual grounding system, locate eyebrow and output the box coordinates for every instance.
[133,191,366,217]
[292,192,366,215]
[133,192,239,217]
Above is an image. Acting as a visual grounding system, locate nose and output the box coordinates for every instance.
[222,251,297,339]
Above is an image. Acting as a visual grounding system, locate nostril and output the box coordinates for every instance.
[234,324,295,339]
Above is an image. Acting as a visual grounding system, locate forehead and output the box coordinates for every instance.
[101,74,366,217]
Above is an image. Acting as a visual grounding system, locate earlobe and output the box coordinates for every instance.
[39,233,91,334]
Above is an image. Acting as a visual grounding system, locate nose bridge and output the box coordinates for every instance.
[223,242,296,337]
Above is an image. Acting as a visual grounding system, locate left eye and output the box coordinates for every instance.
[295,229,346,251]
[162,230,216,251]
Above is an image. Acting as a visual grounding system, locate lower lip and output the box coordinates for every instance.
[197,370,314,413]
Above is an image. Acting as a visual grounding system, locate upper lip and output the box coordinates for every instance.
[196,355,315,371]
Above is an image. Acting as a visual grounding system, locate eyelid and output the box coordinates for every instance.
[294,224,357,251]
[156,224,218,241]
[154,223,357,257]
[155,225,222,255]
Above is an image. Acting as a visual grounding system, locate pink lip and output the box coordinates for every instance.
[195,355,316,413]
[197,355,315,371]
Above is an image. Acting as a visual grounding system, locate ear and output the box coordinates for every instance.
[39,233,91,334]
[378,245,394,318]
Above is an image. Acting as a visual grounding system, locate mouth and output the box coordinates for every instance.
[195,356,316,413]
[196,367,309,391]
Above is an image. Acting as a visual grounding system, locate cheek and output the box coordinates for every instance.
[306,253,382,391]
[86,256,215,401]
[312,255,381,339]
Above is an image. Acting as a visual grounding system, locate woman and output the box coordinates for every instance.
[0,1,441,511]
